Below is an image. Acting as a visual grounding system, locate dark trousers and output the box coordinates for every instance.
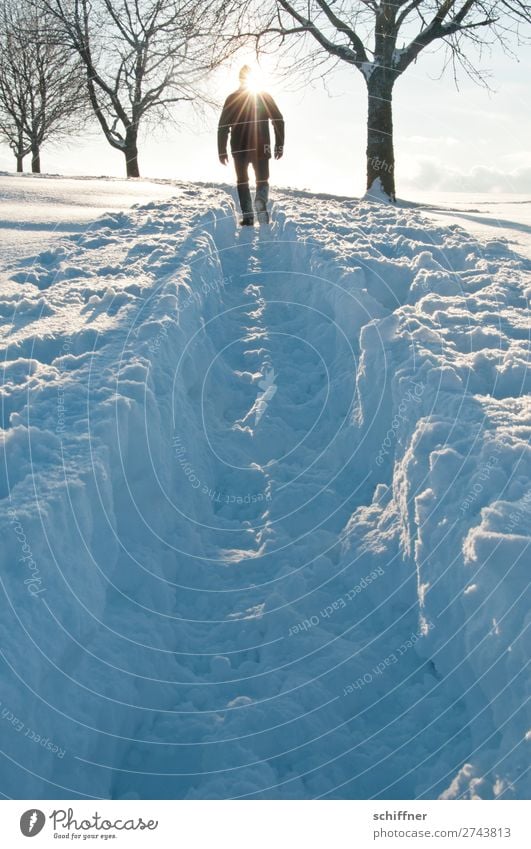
[233,154,270,216]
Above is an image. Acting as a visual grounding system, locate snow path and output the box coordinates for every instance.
[0,185,529,800]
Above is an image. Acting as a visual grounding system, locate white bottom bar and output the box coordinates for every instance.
[1,799,527,847]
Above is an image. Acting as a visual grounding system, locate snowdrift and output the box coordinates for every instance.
[0,181,529,799]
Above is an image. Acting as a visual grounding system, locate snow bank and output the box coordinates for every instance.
[0,180,529,800]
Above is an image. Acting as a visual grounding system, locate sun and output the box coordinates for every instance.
[243,67,267,93]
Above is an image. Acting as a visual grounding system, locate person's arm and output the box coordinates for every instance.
[263,93,285,157]
[217,97,232,164]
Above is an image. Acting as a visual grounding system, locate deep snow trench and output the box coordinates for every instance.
[0,184,529,800]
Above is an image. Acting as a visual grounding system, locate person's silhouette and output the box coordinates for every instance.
[218,66,284,226]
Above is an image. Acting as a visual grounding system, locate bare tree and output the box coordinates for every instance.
[0,10,30,173]
[243,1,531,200]
[0,1,85,173]
[40,0,239,177]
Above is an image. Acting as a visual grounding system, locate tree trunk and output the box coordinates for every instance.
[31,146,41,174]
[124,129,140,178]
[366,76,396,202]
[16,153,24,173]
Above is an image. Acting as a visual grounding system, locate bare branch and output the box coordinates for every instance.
[37,0,242,173]
[276,0,366,66]
[0,0,86,170]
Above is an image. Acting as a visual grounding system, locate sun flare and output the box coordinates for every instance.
[242,67,267,93]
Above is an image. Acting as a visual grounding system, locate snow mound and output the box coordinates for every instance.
[0,182,529,800]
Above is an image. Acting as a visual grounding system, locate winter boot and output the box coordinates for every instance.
[255,183,269,224]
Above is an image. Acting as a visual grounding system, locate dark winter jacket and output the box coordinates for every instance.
[218,88,284,160]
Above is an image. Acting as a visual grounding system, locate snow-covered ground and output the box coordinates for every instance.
[2,174,531,261]
[0,174,180,264]
[0,175,529,800]
[408,192,531,262]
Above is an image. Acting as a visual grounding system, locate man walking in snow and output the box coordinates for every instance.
[218,65,284,226]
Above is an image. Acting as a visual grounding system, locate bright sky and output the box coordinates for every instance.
[1,34,530,198]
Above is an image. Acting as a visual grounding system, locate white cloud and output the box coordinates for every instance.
[403,158,531,193]
[406,136,460,147]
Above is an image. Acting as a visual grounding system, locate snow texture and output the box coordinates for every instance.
[392,48,406,68]
[360,61,377,81]
[0,177,530,800]
[363,178,393,203]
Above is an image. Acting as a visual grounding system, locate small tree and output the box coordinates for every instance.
[41,0,239,177]
[246,1,531,200]
[0,20,30,172]
[0,1,85,173]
